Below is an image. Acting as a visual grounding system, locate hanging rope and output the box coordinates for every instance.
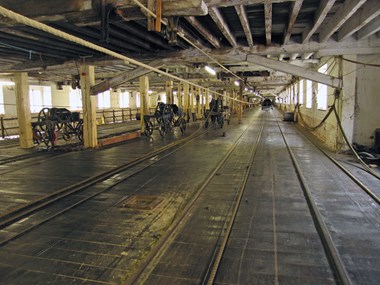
[332,103,380,180]
[295,88,380,180]
[342,57,380,68]
[295,99,336,132]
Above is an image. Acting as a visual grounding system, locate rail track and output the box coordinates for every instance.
[1,109,379,284]
[0,126,208,247]
[132,110,380,285]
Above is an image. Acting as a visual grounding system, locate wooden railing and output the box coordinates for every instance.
[0,107,151,139]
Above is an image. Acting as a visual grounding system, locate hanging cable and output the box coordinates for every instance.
[342,57,380,68]
[295,97,336,132]
[342,54,380,77]
[332,103,380,180]
[296,86,380,180]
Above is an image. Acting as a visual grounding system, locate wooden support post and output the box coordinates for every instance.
[166,80,173,104]
[190,85,195,121]
[147,0,155,31]
[228,90,233,110]
[196,87,201,119]
[231,90,236,115]
[238,81,244,124]
[200,88,205,116]
[177,82,182,108]
[14,72,33,148]
[183,83,190,122]
[223,90,227,107]
[155,0,162,32]
[140,76,149,133]
[80,65,98,148]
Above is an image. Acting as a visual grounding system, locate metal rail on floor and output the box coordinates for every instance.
[129,113,263,285]
[0,127,207,247]
[273,111,353,285]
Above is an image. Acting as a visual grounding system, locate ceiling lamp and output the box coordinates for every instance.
[204,65,216,75]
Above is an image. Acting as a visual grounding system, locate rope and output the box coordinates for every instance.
[332,104,380,180]
[296,93,380,180]
[342,57,380,68]
[296,101,335,131]
[0,5,249,105]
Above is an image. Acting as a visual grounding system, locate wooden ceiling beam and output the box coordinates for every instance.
[302,0,336,44]
[283,0,303,44]
[338,0,380,41]
[185,16,221,48]
[357,17,380,40]
[264,3,272,46]
[318,0,366,43]
[209,7,237,47]
[235,5,253,47]
[205,0,297,8]
[246,54,341,88]
[114,0,208,16]
[90,59,164,94]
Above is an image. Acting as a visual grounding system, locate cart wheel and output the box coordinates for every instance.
[77,121,84,142]
[38,108,51,122]
[180,118,186,133]
[159,124,167,137]
[32,128,42,145]
[46,121,57,146]
[144,121,154,137]
[62,124,71,141]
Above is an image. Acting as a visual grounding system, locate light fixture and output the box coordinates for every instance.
[234,81,240,86]
[204,65,216,76]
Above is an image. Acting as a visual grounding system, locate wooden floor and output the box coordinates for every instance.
[0,109,379,285]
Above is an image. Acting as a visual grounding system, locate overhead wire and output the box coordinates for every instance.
[342,57,380,68]
[342,54,380,77]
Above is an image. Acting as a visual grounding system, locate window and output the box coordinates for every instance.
[159,94,166,103]
[29,86,52,113]
[69,88,82,110]
[98,90,111,109]
[317,64,328,110]
[135,92,141,107]
[299,80,304,105]
[43,86,52,106]
[119,91,130,108]
[0,87,4,114]
[306,80,312,108]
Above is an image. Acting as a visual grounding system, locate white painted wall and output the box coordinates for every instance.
[353,54,380,146]
[281,57,341,150]
[3,86,17,116]
[341,55,357,149]
[110,88,119,108]
[280,54,380,150]
[51,84,70,109]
